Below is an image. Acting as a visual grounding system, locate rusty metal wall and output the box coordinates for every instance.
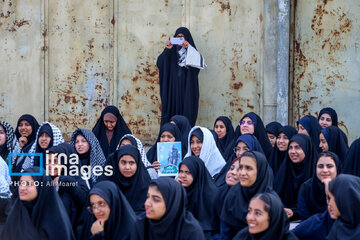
[0,0,44,126]
[293,0,360,143]
[46,0,114,141]
[116,0,264,143]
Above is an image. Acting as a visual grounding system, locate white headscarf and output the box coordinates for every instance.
[185,126,225,177]
[0,156,11,198]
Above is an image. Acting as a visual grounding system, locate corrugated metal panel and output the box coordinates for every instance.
[0,0,44,126]
[293,0,360,143]
[47,1,114,141]
[116,0,264,143]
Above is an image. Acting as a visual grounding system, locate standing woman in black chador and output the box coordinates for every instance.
[1,167,75,240]
[319,126,348,163]
[105,144,151,214]
[318,107,338,129]
[233,192,299,240]
[274,134,318,221]
[327,174,360,240]
[79,181,136,240]
[177,156,218,238]
[15,114,40,150]
[342,138,360,176]
[268,126,297,177]
[297,115,322,153]
[213,116,235,157]
[71,128,107,188]
[92,105,132,159]
[157,27,206,127]
[131,177,205,240]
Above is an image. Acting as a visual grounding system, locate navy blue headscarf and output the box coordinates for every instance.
[342,138,360,176]
[320,126,348,163]
[297,115,322,153]
[318,107,338,127]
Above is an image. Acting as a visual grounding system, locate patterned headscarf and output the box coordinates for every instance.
[0,156,11,198]
[21,122,64,171]
[71,128,107,183]
[0,121,21,166]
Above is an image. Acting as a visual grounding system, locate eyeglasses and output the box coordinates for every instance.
[87,201,107,214]
[233,147,250,153]
[240,121,253,126]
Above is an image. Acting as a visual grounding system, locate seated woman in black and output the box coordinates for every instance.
[274,134,318,220]
[268,126,297,177]
[79,181,136,240]
[0,121,21,167]
[15,114,39,150]
[297,115,322,153]
[131,177,205,240]
[318,107,338,129]
[46,143,89,228]
[213,116,235,156]
[216,151,274,239]
[265,121,282,148]
[177,156,218,238]
[319,126,348,163]
[71,128,107,188]
[92,105,132,159]
[297,151,341,220]
[234,192,298,240]
[327,174,360,240]
[106,144,151,214]
[1,167,75,240]
[342,137,360,176]
[170,115,192,153]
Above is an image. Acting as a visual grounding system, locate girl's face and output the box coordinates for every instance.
[190,135,202,157]
[267,133,276,148]
[288,141,305,163]
[319,133,329,152]
[225,160,240,186]
[178,164,194,188]
[240,117,255,135]
[38,132,51,149]
[18,120,33,137]
[235,141,250,158]
[75,134,90,154]
[239,156,257,187]
[316,156,337,182]
[297,124,309,136]
[145,186,167,220]
[89,194,110,222]
[214,120,227,139]
[120,139,132,147]
[160,131,175,142]
[319,113,332,129]
[276,132,289,152]
[0,125,6,146]
[119,155,137,178]
[246,198,270,234]
[19,176,38,202]
[327,191,341,219]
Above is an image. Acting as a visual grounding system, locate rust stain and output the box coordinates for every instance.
[111,16,115,26]
[338,121,349,138]
[165,0,168,7]
[259,14,263,22]
[211,0,231,16]
[88,38,95,49]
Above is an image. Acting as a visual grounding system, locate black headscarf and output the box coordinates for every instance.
[220,151,274,232]
[318,107,338,127]
[233,192,298,240]
[157,27,200,127]
[265,121,283,136]
[297,115,322,153]
[320,126,348,163]
[222,125,241,160]
[92,105,132,158]
[213,116,235,156]
[268,126,298,177]
[342,138,360,176]
[274,134,318,209]
[131,177,205,240]
[33,124,54,168]
[170,115,192,152]
[327,174,360,240]
[240,112,273,158]
[107,144,151,214]
[180,156,218,231]
[146,123,184,164]
[1,167,75,240]
[298,151,341,218]
[215,134,264,187]
[15,114,40,149]
[80,181,136,240]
